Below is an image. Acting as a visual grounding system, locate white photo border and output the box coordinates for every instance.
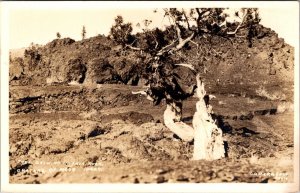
[1,1,299,192]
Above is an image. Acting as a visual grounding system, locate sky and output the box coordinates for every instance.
[2,1,299,49]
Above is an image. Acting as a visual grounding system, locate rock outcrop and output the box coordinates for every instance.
[9,25,294,100]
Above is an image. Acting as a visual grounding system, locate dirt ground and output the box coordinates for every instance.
[9,83,294,183]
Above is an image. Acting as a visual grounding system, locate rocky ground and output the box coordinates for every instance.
[9,83,294,183]
[8,22,295,184]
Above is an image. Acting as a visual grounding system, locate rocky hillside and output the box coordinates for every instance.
[9,25,294,100]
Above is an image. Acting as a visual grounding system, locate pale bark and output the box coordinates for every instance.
[133,89,194,142]
[227,9,248,35]
[132,74,225,159]
[124,44,141,51]
[174,63,195,71]
[192,74,225,160]
[163,103,194,142]
[182,9,191,31]
[129,8,232,160]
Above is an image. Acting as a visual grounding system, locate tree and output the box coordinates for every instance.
[56,32,61,39]
[24,43,41,71]
[130,8,261,160]
[109,15,135,47]
[82,25,86,40]
[192,74,224,160]
[9,52,12,63]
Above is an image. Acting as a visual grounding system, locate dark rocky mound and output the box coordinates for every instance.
[9,25,294,99]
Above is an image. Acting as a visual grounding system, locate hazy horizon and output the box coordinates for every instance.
[3,2,299,49]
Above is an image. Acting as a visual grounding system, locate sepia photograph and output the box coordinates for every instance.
[1,1,299,192]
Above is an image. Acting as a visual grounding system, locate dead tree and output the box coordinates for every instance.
[125,8,260,160]
[142,57,196,142]
[193,74,224,160]
[82,25,86,40]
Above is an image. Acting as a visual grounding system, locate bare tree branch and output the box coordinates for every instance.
[124,39,141,51]
[156,39,178,56]
[125,44,141,51]
[149,32,159,49]
[196,8,210,19]
[227,8,248,35]
[195,8,210,32]
[164,9,184,42]
[182,9,191,31]
[156,9,196,56]
[175,32,195,50]
[174,63,195,71]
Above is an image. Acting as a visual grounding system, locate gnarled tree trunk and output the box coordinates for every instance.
[163,100,194,142]
[192,74,225,160]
